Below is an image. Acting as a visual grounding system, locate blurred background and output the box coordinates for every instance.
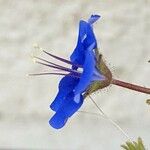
[0,0,149,149]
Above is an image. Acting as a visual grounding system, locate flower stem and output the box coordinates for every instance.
[111,79,150,94]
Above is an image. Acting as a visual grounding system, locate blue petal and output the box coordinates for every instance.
[50,74,79,112]
[70,20,97,66]
[70,21,88,65]
[88,14,101,25]
[61,92,83,117]
[49,92,83,129]
[74,43,96,94]
[49,112,68,129]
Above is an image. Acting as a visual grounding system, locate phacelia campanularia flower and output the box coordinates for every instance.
[32,15,112,129]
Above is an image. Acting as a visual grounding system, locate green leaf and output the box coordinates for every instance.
[121,144,130,150]
[121,137,146,150]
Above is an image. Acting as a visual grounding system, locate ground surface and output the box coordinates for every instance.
[0,0,150,149]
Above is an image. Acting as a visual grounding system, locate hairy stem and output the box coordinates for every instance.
[111,79,150,94]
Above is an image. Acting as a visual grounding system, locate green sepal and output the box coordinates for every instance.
[84,49,112,98]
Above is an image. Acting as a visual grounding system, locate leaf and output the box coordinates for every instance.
[121,137,146,150]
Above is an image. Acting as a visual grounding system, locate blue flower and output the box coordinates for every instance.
[31,14,112,129]
[49,14,106,129]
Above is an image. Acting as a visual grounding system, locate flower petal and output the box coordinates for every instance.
[88,14,101,25]
[49,92,83,129]
[70,20,97,66]
[61,93,83,117]
[74,43,96,94]
[50,74,79,111]
[49,112,68,129]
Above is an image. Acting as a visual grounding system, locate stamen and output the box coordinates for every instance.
[35,60,81,76]
[28,72,67,76]
[34,56,74,71]
[34,56,63,68]
[89,95,132,141]
[34,56,82,74]
[28,72,80,78]
[43,50,82,68]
